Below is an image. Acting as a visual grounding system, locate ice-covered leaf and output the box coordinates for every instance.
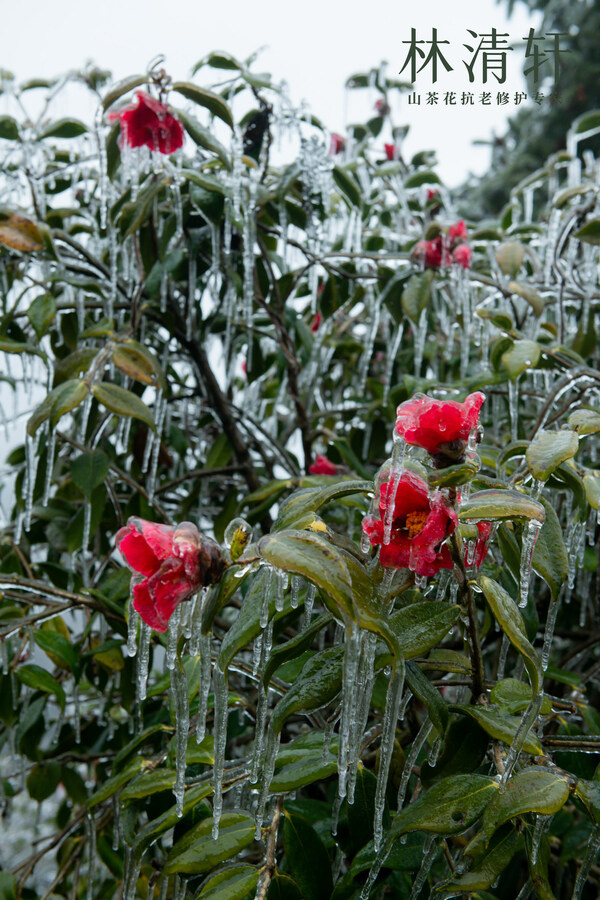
[92,382,155,430]
[39,118,87,139]
[440,827,523,894]
[102,75,147,110]
[271,647,344,735]
[452,705,543,755]
[197,865,260,900]
[574,219,600,245]
[568,408,600,436]
[171,81,233,128]
[164,811,255,874]
[27,379,89,436]
[33,630,78,674]
[16,664,65,710]
[390,774,498,839]
[526,429,579,481]
[420,716,489,786]
[502,340,540,379]
[402,270,433,323]
[507,281,544,316]
[532,496,568,599]
[0,212,43,252]
[27,293,56,338]
[120,768,177,801]
[282,810,333,900]
[0,115,19,140]
[496,241,525,275]
[273,480,371,531]
[388,603,460,660]
[70,450,110,499]
[270,754,337,792]
[262,614,330,687]
[111,342,166,389]
[490,679,552,716]
[460,489,545,525]
[332,166,362,208]
[405,660,449,734]
[478,575,542,695]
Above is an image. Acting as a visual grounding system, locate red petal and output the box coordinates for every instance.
[116,522,160,576]
[148,559,194,627]
[132,578,168,631]
[131,518,175,560]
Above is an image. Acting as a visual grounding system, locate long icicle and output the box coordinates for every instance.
[373,659,405,851]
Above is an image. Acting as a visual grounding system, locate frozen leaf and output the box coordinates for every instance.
[526,429,579,481]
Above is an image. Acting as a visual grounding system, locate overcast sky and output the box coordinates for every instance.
[3,0,541,185]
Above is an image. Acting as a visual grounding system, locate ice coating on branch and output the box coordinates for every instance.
[519,519,543,608]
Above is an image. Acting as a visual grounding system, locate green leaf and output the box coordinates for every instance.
[501,339,541,379]
[0,116,19,140]
[258,531,354,621]
[33,630,78,674]
[452,705,543,755]
[88,758,145,808]
[465,769,570,855]
[402,271,433,323]
[490,679,552,716]
[274,480,371,532]
[282,810,333,900]
[27,379,89,436]
[171,81,233,128]
[39,118,87,139]
[111,342,166,389]
[574,220,600,245]
[459,489,545,525]
[332,166,362,208]
[404,170,441,188]
[16,664,65,709]
[198,865,260,900]
[177,111,230,168]
[575,779,600,824]
[164,812,255,874]
[390,774,498,840]
[120,177,168,237]
[53,348,98,384]
[421,716,489,786]
[133,783,212,856]
[405,660,449,734]
[271,647,344,735]
[102,76,147,111]
[568,408,600,436]
[120,769,177,801]
[532,496,568,599]
[0,874,16,900]
[388,603,461,660]
[507,281,544,316]
[27,761,61,801]
[478,575,541,696]
[27,293,56,338]
[441,827,523,894]
[92,382,155,430]
[526,429,579,481]
[271,754,338,792]
[70,450,110,499]
[263,614,329,687]
[496,241,525,275]
[584,475,600,510]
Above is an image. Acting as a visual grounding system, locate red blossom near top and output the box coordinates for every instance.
[362,470,457,576]
[116,518,226,632]
[109,91,184,155]
[310,312,322,332]
[413,236,446,268]
[395,391,486,459]
[449,220,468,242]
[309,455,338,476]
[452,244,473,269]
[329,133,346,155]
[384,143,397,161]
[374,98,390,116]
[427,189,440,202]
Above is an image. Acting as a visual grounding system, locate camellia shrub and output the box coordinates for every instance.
[1,55,600,900]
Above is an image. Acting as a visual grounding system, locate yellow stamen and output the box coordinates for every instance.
[405,510,429,539]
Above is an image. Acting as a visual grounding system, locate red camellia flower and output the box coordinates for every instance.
[452,244,473,269]
[362,471,457,575]
[116,518,226,632]
[329,133,346,155]
[413,237,445,268]
[110,91,184,155]
[395,391,486,463]
[384,143,397,161]
[449,220,468,242]
[309,455,338,476]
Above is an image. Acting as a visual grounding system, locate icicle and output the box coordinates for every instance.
[196,633,212,743]
[373,663,405,851]
[347,632,377,804]
[86,812,96,900]
[127,597,138,657]
[24,429,41,531]
[136,622,152,703]
[337,623,362,801]
[413,308,428,377]
[254,728,281,841]
[275,570,286,613]
[290,575,301,610]
[357,287,381,395]
[260,567,272,628]
[302,583,316,628]
[171,664,189,817]
[409,834,437,900]
[73,683,81,744]
[122,846,141,900]
[541,589,563,671]
[383,435,407,545]
[530,813,551,866]
[571,825,600,900]
[427,735,442,768]
[508,379,519,442]
[501,691,543,784]
[211,664,229,838]
[519,520,542,608]
[42,429,56,506]
[397,718,433,810]
[166,606,182,671]
[1,639,8,675]
[398,690,413,723]
[94,106,108,231]
[250,681,269,785]
[497,634,510,681]
[383,324,404,406]
[112,793,122,851]
[147,394,167,501]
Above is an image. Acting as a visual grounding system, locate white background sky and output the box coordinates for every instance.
[2,0,542,186]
